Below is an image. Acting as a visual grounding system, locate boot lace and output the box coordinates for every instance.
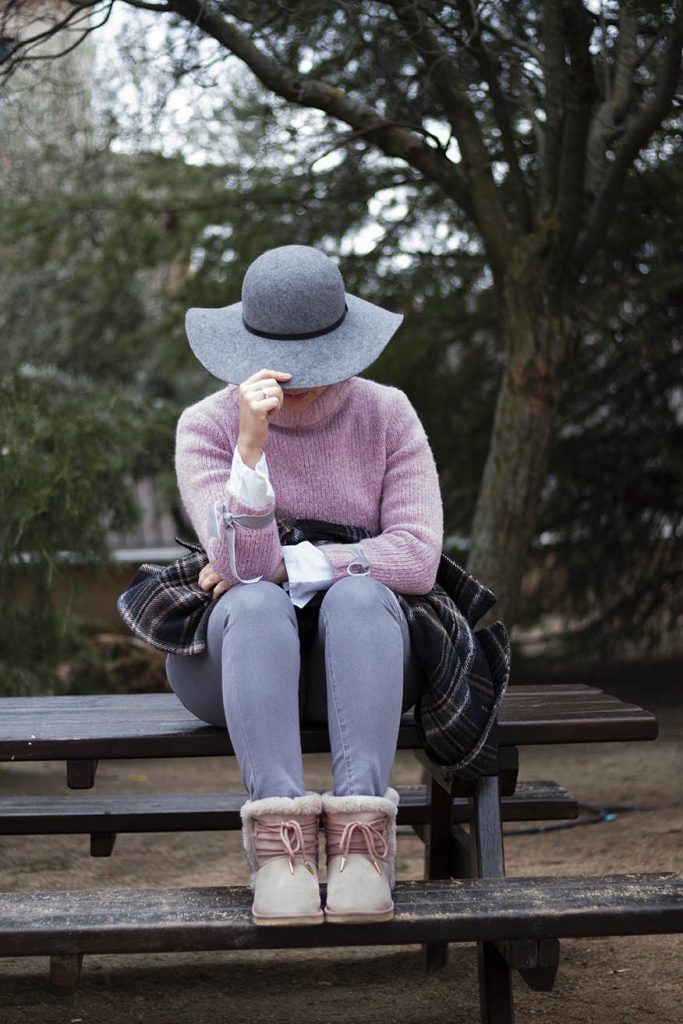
[253,817,319,875]
[326,816,389,875]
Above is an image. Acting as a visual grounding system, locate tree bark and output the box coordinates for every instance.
[467,257,576,622]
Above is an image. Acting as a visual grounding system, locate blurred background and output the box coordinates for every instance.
[1,1,681,698]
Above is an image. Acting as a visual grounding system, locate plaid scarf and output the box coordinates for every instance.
[117,519,510,777]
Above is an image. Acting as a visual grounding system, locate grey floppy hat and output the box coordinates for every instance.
[185,245,403,388]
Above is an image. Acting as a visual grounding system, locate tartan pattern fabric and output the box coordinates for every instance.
[116,538,212,657]
[398,555,510,778]
[117,520,510,777]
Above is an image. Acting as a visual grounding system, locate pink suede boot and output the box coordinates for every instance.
[240,793,324,926]
[322,789,399,924]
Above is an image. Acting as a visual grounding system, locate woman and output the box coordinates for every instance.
[166,244,443,927]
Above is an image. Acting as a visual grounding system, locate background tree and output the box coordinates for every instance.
[3,0,680,622]
[0,367,173,693]
[534,153,683,650]
[1,2,682,696]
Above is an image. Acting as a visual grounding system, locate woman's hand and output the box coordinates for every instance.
[238,368,292,468]
[268,560,288,586]
[198,563,232,600]
[199,560,287,596]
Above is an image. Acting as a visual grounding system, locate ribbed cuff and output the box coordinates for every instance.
[318,542,371,582]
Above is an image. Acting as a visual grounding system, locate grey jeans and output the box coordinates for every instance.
[165,575,423,799]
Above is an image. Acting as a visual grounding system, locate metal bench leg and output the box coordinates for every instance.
[471,774,515,1024]
[422,777,455,972]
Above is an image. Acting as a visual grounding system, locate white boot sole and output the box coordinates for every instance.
[323,906,394,924]
[252,910,325,927]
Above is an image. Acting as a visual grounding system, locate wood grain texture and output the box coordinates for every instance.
[0,687,658,763]
[0,875,681,958]
[0,782,577,837]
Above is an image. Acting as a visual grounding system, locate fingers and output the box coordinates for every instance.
[240,377,285,415]
[241,368,292,386]
[211,579,231,600]
[248,379,283,400]
[198,565,223,591]
[241,370,291,409]
[199,565,233,600]
[238,369,291,455]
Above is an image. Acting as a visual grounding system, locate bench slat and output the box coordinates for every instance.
[0,690,658,763]
[0,781,577,836]
[1,875,680,958]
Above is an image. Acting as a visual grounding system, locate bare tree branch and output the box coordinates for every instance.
[0,1,111,80]
[575,26,682,269]
[164,0,476,219]
[455,0,532,232]
[384,0,511,271]
[551,0,598,257]
[585,6,638,197]
[480,16,544,65]
[308,119,452,172]
[121,0,171,12]
[538,0,566,219]
[519,80,546,164]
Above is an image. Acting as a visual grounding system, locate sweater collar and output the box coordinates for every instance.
[269,379,354,431]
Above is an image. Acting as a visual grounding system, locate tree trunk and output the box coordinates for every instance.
[467,260,576,624]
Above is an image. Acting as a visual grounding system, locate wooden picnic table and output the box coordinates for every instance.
[0,683,680,1024]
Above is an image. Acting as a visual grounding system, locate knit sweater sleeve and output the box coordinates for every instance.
[322,389,443,594]
[175,404,282,584]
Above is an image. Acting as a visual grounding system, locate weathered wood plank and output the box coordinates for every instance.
[0,689,658,764]
[0,875,680,958]
[0,782,577,838]
[0,698,418,760]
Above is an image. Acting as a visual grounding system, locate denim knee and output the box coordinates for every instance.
[319,574,400,622]
[213,580,297,629]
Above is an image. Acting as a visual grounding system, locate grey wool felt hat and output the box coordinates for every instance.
[185,245,404,388]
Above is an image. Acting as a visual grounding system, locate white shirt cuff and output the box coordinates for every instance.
[228,448,274,508]
[282,542,334,609]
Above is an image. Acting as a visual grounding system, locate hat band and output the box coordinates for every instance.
[242,304,348,341]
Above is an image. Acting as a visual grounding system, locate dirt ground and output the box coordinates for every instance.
[0,680,681,1024]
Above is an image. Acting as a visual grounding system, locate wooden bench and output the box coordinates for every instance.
[3,875,681,986]
[0,781,577,857]
[1,684,681,1024]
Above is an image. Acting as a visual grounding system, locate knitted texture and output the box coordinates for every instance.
[175,377,444,593]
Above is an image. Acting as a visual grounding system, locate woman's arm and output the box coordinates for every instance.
[175,403,283,585]
[321,389,444,594]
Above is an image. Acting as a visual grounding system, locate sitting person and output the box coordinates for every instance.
[166,244,443,925]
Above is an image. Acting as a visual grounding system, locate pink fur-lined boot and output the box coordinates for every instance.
[322,788,399,924]
[240,792,324,926]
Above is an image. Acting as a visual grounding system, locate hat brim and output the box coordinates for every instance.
[185,293,403,389]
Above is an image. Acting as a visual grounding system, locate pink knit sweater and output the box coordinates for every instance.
[175,377,444,595]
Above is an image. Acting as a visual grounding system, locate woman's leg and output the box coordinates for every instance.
[304,575,422,797]
[304,575,420,921]
[166,581,305,800]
